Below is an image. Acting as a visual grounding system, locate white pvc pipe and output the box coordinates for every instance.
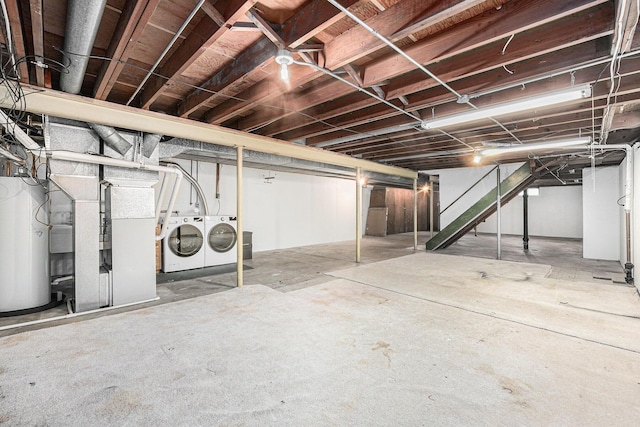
[46,150,183,240]
[0,146,23,163]
[413,178,418,250]
[0,295,160,332]
[1,110,182,240]
[236,146,244,287]
[0,109,41,150]
[356,167,362,263]
[496,165,502,260]
[155,172,169,224]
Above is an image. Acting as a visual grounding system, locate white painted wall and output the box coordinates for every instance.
[582,165,622,261]
[160,159,370,252]
[434,163,522,229]
[430,163,583,238]
[475,185,583,238]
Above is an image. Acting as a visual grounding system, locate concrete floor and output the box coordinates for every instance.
[0,232,629,333]
[1,233,639,424]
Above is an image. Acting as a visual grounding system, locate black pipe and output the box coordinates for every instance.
[523,188,529,251]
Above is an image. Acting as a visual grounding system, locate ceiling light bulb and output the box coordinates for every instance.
[473,154,482,164]
[359,177,366,186]
[275,49,293,82]
[280,63,289,81]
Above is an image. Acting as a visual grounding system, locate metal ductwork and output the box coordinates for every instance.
[142,133,162,158]
[88,123,132,156]
[60,0,133,157]
[60,0,107,94]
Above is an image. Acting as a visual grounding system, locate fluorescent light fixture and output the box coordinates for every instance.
[421,85,592,130]
[275,49,293,82]
[480,137,591,157]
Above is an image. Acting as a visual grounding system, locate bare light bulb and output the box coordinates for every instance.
[280,63,289,81]
[473,154,482,164]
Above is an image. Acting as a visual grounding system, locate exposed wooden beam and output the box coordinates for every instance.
[4,0,28,82]
[343,64,363,86]
[239,1,611,142]
[272,31,610,142]
[0,84,417,179]
[140,0,257,109]
[177,38,277,117]
[29,0,44,86]
[246,9,284,48]
[337,94,638,153]
[344,96,635,159]
[237,77,360,131]
[385,4,614,98]
[178,0,359,118]
[613,0,639,53]
[93,0,161,100]
[362,0,609,87]
[204,65,319,124]
[281,0,361,48]
[324,0,491,70]
[201,1,225,26]
[306,67,640,147]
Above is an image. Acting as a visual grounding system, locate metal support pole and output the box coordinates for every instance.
[496,165,502,260]
[356,167,362,263]
[236,146,244,287]
[625,211,634,284]
[429,181,434,239]
[523,188,529,251]
[413,178,418,250]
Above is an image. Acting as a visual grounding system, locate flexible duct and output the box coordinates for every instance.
[162,161,210,215]
[88,123,132,156]
[59,0,107,94]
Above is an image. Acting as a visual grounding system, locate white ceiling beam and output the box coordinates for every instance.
[1,85,417,179]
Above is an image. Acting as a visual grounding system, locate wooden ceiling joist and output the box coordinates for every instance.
[93,0,162,100]
[4,0,29,82]
[139,0,257,109]
[176,0,360,118]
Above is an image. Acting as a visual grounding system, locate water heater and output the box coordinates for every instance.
[0,177,50,313]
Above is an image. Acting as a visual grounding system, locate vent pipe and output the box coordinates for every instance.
[88,123,132,156]
[60,0,107,94]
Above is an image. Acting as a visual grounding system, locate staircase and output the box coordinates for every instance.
[426,162,536,250]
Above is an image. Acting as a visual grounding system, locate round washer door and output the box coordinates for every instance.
[168,224,203,257]
[208,223,237,253]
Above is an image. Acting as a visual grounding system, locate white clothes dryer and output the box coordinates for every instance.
[162,216,205,272]
[204,215,238,267]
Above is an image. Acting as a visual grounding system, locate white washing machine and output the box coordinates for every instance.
[162,216,206,272]
[204,215,238,267]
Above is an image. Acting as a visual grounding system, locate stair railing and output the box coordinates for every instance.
[440,165,499,216]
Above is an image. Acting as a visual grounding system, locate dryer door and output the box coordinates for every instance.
[168,224,204,257]
[208,223,237,253]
